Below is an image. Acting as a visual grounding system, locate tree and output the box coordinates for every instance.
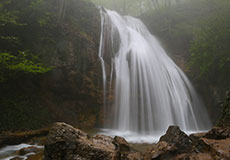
[91,0,154,15]
[0,0,53,83]
[189,0,230,87]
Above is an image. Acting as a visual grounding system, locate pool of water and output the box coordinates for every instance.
[86,128,208,152]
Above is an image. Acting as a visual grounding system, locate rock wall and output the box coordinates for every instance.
[0,0,103,130]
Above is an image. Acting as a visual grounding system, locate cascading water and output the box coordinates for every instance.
[99,8,211,143]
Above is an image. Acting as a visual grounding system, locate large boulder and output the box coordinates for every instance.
[45,122,141,160]
[159,126,193,154]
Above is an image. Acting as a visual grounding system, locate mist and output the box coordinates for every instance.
[0,0,229,159]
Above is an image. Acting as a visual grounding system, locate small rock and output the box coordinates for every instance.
[126,152,143,160]
[201,138,230,159]
[113,136,133,152]
[144,141,176,160]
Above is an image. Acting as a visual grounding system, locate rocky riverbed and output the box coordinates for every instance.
[0,122,229,160]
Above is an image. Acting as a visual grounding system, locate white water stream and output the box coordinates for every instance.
[99,8,211,143]
[0,144,43,160]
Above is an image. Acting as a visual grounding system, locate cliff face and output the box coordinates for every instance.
[38,0,103,129]
[0,0,103,130]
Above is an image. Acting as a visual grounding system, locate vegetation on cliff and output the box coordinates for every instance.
[91,0,230,125]
[218,90,230,126]
[0,0,102,130]
[0,0,229,130]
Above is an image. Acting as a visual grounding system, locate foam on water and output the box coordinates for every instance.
[100,129,162,143]
[99,129,208,144]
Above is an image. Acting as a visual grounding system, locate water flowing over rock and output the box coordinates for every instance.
[99,8,211,138]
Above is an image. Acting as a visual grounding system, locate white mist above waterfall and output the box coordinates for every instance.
[99,8,211,143]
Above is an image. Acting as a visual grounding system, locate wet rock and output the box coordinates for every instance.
[190,127,230,156]
[0,128,49,148]
[204,127,230,139]
[30,136,47,146]
[113,136,133,152]
[16,146,43,156]
[192,137,211,153]
[188,127,230,159]
[40,123,230,160]
[174,153,213,160]
[10,157,24,160]
[189,132,206,142]
[27,151,43,160]
[200,138,230,159]
[126,152,143,160]
[113,136,142,160]
[159,126,193,153]
[143,141,177,160]
[44,122,120,160]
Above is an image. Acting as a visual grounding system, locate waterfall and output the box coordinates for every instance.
[99,8,211,143]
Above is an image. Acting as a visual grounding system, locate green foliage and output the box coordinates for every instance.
[142,0,207,56]
[0,52,53,83]
[0,0,101,130]
[91,0,152,15]
[91,0,182,15]
[0,0,17,25]
[0,0,56,81]
[218,90,230,126]
[189,0,230,85]
[143,0,230,87]
[141,0,230,123]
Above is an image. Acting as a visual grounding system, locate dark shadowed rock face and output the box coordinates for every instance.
[159,126,193,154]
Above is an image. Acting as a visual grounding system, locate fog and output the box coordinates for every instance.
[91,0,185,15]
